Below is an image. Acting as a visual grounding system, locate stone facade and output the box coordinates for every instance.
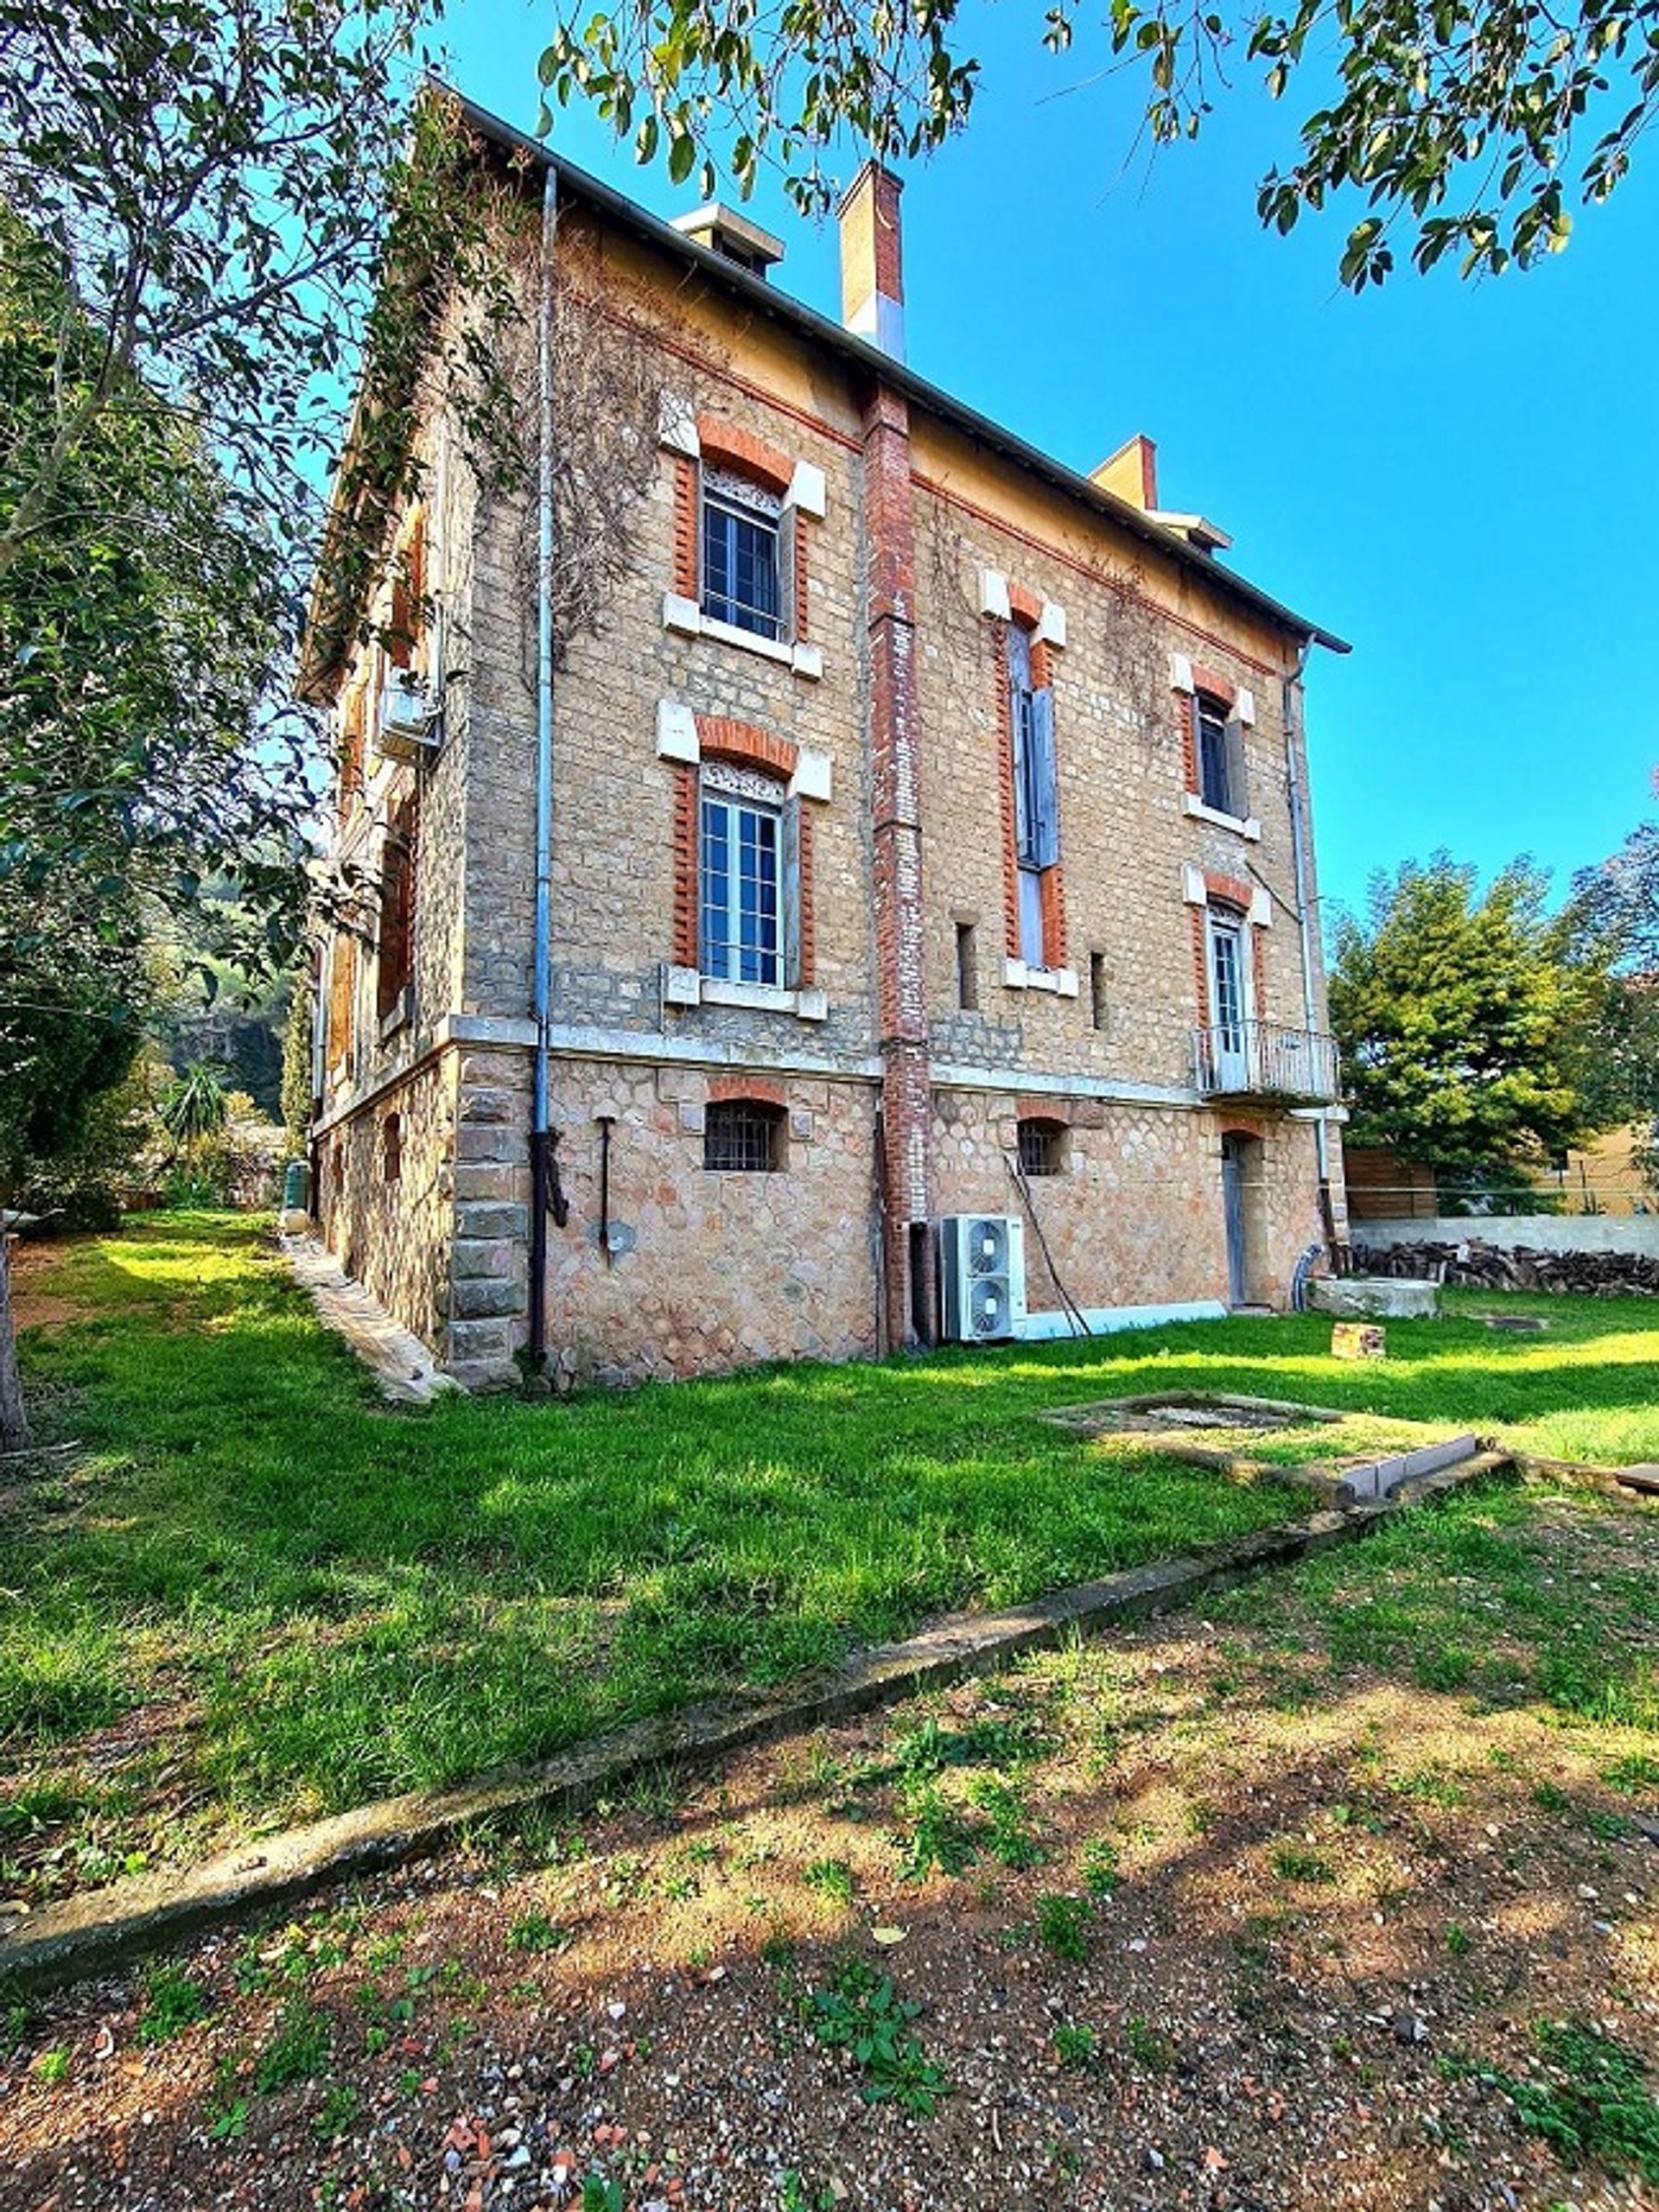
[304,111,1348,1388]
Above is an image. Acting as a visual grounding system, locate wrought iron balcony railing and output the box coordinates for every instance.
[1192,1021,1340,1105]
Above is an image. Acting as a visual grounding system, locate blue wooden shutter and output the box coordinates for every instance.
[781,794,804,988]
[1224,714,1249,819]
[1030,686,1059,868]
[777,501,798,644]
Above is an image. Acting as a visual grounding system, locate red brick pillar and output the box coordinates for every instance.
[862,378,933,1348]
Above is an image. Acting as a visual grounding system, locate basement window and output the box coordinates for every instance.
[1017,1117,1067,1178]
[703,1098,785,1172]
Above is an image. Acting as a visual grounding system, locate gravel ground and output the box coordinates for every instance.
[3,1483,1656,2212]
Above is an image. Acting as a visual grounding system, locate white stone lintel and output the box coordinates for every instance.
[1236,686,1256,727]
[1170,651,1196,695]
[663,963,702,1006]
[1180,862,1208,907]
[1249,887,1274,929]
[979,567,1011,621]
[658,394,700,457]
[1035,599,1067,649]
[789,746,833,803]
[655,700,700,763]
[662,590,701,638]
[786,461,826,518]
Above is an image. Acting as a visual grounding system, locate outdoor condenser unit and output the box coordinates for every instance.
[937,1214,1027,1344]
[374,671,442,763]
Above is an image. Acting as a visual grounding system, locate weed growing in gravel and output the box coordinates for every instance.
[803,1857,855,1905]
[35,2046,69,2084]
[135,1961,208,2044]
[252,1997,332,2091]
[1491,2020,1659,2183]
[807,1960,950,2115]
[969,1776,1046,1868]
[1053,2023,1097,2068]
[582,2178,623,2212]
[1126,2012,1180,2073]
[1080,1839,1120,1897]
[506,1910,568,1955]
[1035,1893,1091,1961]
[1272,1842,1337,1885]
[1446,1922,1471,1957]
[315,2082,359,2141]
[899,1783,982,1880]
[1604,1751,1659,1794]
[779,2174,837,2212]
[2,1994,31,2056]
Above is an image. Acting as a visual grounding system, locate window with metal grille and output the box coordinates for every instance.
[1017,1117,1065,1177]
[1195,692,1239,816]
[701,467,784,639]
[703,1098,784,1171]
[699,761,784,985]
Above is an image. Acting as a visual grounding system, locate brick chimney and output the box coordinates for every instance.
[838,162,905,359]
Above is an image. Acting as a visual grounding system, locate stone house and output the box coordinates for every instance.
[302,93,1350,1389]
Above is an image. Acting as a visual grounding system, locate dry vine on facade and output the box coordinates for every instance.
[300,97,1351,1389]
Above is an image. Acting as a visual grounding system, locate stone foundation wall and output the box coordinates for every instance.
[931,1093,1326,1317]
[537,1055,881,1384]
[315,1053,458,1352]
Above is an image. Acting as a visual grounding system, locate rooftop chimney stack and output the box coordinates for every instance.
[838,162,905,359]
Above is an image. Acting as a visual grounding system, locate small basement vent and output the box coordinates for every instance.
[938,1214,1027,1344]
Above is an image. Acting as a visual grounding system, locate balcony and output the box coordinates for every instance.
[1192,1020,1340,1105]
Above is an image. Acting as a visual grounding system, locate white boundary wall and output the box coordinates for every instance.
[1357,1216,1659,1259]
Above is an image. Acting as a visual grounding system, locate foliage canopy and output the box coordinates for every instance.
[533,0,1659,285]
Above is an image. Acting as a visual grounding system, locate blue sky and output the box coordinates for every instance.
[441,0,1659,931]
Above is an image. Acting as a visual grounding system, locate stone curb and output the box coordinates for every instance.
[0,1453,1512,1996]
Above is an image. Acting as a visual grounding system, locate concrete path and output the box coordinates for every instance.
[283,1236,458,1406]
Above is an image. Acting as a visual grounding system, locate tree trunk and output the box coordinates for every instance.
[0,1230,28,1455]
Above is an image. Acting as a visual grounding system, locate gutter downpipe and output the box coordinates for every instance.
[1283,639,1336,1254]
[528,162,557,1373]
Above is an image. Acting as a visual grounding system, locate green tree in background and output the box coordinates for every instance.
[1564,818,1659,1193]
[1329,855,1605,1202]
[534,0,1656,286]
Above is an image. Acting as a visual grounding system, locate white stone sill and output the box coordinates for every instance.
[664,965,828,1021]
[1002,958,1080,999]
[662,594,823,679]
[1183,792,1261,841]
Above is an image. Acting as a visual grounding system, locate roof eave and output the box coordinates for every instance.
[450,91,1350,658]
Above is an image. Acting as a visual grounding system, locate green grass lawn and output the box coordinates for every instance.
[5,1213,1659,1897]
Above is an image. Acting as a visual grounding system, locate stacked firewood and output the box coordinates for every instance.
[1351,1240,1659,1296]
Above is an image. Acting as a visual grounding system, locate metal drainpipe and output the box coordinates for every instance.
[1283,639,1336,1250]
[528,161,557,1372]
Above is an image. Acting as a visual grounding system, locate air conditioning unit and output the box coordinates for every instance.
[374,671,441,763]
[938,1214,1027,1344]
